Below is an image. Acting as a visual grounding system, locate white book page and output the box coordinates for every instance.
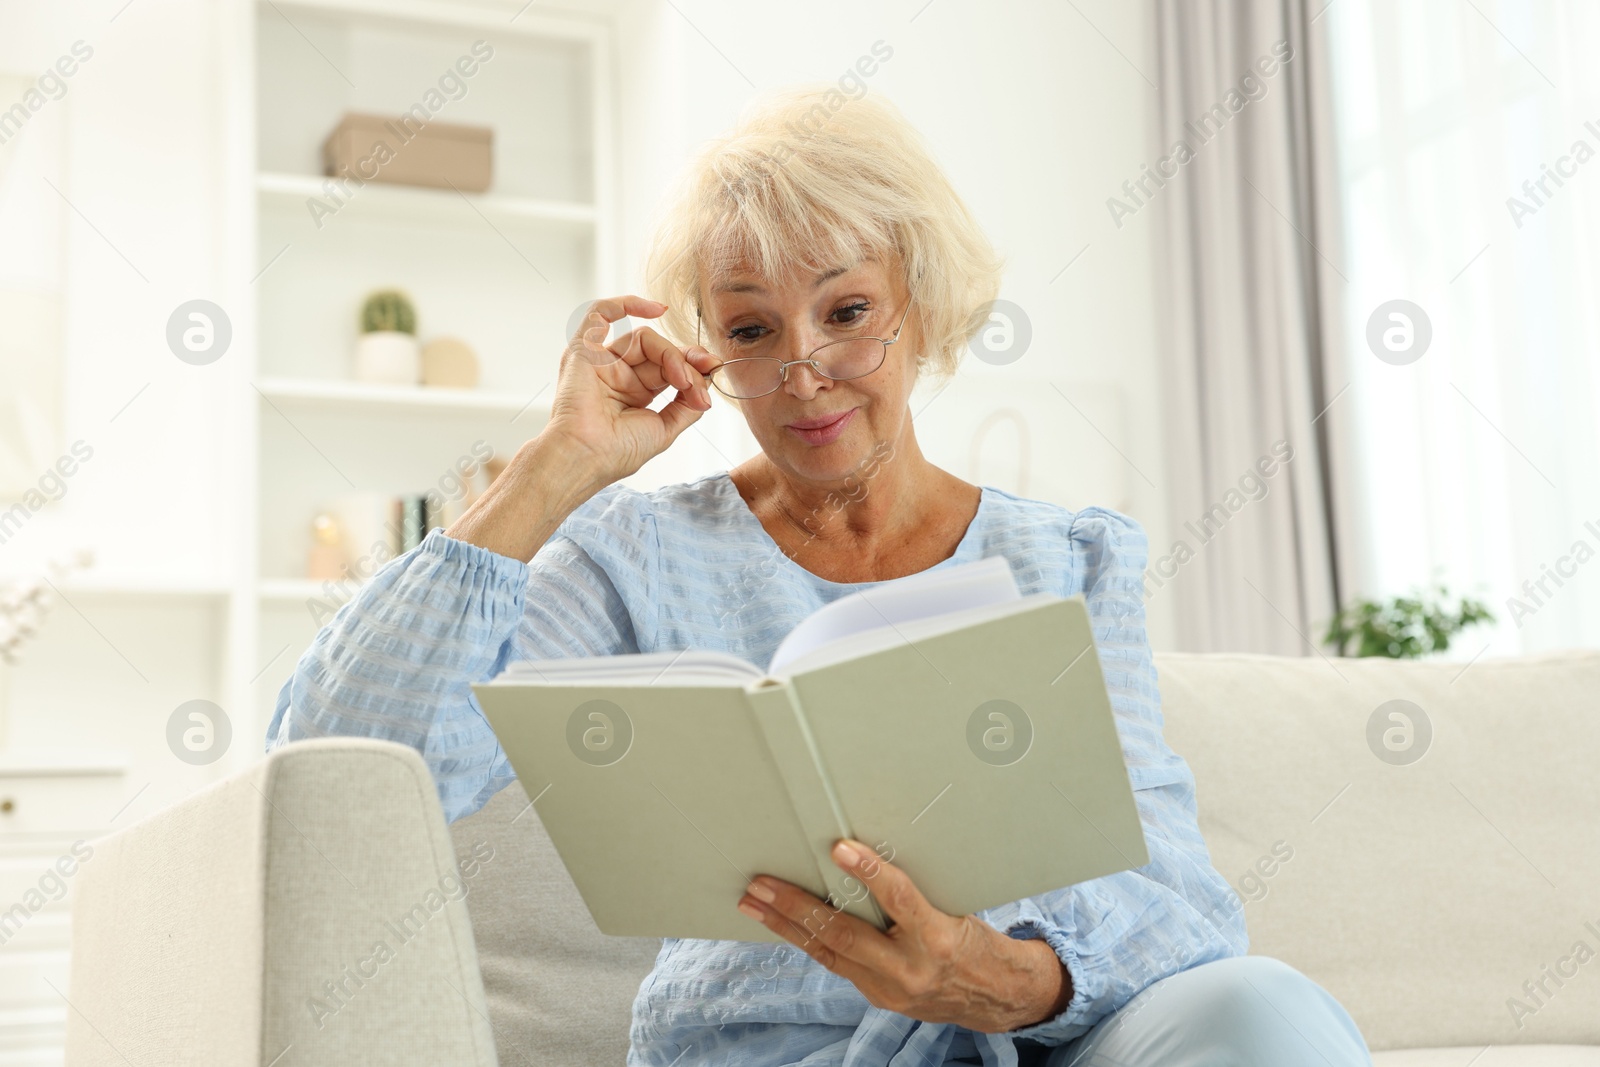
[767,556,1021,675]
[496,650,762,686]
[775,593,1059,678]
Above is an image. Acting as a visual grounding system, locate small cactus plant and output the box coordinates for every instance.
[360,289,416,335]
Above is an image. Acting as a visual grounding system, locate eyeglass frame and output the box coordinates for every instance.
[694,291,917,399]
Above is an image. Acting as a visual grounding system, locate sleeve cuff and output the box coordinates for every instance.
[991,900,1107,1046]
[419,527,530,582]
[409,524,534,601]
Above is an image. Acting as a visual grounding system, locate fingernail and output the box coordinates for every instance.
[746,880,776,903]
[832,840,862,867]
[738,901,765,920]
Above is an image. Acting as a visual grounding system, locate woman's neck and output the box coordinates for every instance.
[731,425,980,578]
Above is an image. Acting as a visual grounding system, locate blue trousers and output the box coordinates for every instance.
[1031,956,1372,1066]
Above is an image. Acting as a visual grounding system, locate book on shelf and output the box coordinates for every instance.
[471,556,1149,943]
[395,495,427,553]
[305,455,506,587]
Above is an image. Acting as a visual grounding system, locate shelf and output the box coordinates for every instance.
[55,576,231,600]
[257,172,596,230]
[0,750,130,778]
[259,578,355,604]
[260,0,615,42]
[255,377,551,421]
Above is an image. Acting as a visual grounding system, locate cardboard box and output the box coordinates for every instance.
[322,112,493,192]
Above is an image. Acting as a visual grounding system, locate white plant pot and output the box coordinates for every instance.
[353,332,420,385]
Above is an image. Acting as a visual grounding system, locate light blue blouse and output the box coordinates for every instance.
[265,471,1248,1067]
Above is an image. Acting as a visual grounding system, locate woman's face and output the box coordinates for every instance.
[701,259,916,487]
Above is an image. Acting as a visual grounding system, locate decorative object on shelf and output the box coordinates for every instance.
[0,549,92,748]
[322,112,494,193]
[331,491,395,577]
[306,513,347,582]
[1322,581,1495,659]
[316,463,498,590]
[353,289,420,385]
[420,336,480,388]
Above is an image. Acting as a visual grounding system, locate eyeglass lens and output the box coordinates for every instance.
[711,338,885,398]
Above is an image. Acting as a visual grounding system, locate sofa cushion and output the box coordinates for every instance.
[1155,650,1600,1052]
[1375,1048,1600,1066]
[451,780,660,1066]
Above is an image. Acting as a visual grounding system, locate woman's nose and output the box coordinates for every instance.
[782,360,832,399]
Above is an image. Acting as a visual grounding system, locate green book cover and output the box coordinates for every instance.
[471,558,1149,943]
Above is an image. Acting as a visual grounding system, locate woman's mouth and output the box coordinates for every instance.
[786,408,856,446]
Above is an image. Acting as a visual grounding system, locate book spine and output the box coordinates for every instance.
[387,497,405,556]
[745,681,887,931]
[401,494,424,552]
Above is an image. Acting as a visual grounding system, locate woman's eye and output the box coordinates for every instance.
[723,302,870,344]
[832,302,871,325]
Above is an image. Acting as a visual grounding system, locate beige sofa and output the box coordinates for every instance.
[64,650,1600,1064]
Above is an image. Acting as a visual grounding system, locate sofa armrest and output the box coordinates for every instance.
[65,738,498,1066]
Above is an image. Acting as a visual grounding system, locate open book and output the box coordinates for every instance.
[472,556,1148,943]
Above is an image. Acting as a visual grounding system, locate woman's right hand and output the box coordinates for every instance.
[544,295,719,486]
[447,296,717,562]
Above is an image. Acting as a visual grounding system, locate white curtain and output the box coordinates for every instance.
[1323,0,1600,655]
[1151,0,1347,654]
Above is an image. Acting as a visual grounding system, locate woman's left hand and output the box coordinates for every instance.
[737,839,1073,1033]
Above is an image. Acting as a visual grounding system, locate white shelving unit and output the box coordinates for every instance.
[239,0,616,758]
[254,376,549,418]
[0,3,617,1060]
[257,171,598,227]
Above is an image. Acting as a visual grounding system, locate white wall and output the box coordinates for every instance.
[607,0,1177,648]
[0,0,244,585]
[0,0,246,819]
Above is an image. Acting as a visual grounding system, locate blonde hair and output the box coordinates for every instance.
[642,84,1004,382]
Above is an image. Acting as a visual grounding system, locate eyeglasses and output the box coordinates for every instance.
[695,293,916,400]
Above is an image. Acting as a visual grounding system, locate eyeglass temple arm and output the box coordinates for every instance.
[886,290,916,345]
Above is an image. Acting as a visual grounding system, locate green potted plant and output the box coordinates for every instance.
[354,289,419,385]
[1322,581,1495,659]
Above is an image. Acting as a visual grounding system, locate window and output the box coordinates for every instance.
[1326,0,1600,652]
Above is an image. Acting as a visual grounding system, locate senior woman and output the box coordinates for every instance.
[267,87,1370,1066]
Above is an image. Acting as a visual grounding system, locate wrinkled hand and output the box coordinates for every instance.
[737,840,1073,1033]
[444,296,716,564]
[546,295,719,486]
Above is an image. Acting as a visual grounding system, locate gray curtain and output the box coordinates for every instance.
[1150,0,1352,655]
